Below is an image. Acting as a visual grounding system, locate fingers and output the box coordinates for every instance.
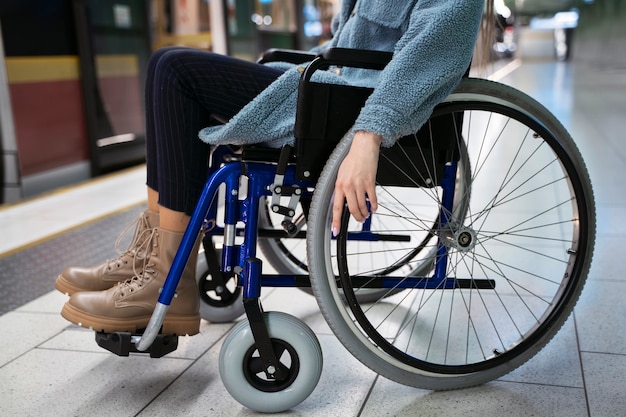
[350,188,372,222]
[332,189,345,237]
[331,131,382,236]
[366,183,378,215]
[332,183,377,237]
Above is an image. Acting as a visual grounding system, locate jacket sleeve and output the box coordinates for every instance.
[352,0,484,147]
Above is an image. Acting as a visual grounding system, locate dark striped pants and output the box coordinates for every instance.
[145,47,285,214]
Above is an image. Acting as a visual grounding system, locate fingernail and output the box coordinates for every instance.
[332,227,338,237]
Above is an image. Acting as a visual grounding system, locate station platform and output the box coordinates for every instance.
[1,55,625,416]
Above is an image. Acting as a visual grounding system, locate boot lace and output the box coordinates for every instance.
[105,212,153,270]
[116,228,160,297]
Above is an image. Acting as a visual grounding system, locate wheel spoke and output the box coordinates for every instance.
[248,355,268,375]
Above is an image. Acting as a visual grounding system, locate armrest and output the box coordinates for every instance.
[259,47,392,73]
[300,47,392,85]
[318,47,392,70]
[258,48,317,65]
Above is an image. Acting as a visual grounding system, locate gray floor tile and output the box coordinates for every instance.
[40,319,236,360]
[592,183,626,207]
[500,317,584,388]
[0,348,193,417]
[0,310,69,366]
[596,205,626,237]
[575,280,626,355]
[361,378,588,417]
[260,287,333,335]
[586,236,626,282]
[15,290,68,314]
[582,352,626,417]
[140,334,377,416]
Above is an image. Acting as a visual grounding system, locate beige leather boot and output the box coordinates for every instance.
[61,227,201,336]
[55,209,159,295]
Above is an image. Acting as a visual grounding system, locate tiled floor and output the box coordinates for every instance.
[1,56,625,415]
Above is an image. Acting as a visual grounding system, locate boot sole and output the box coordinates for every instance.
[61,302,201,336]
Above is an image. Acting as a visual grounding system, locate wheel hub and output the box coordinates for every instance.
[439,223,477,252]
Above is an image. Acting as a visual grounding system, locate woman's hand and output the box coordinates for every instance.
[332,131,382,236]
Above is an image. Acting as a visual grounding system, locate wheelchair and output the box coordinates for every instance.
[95,48,595,413]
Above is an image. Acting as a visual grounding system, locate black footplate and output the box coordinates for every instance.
[95,331,178,358]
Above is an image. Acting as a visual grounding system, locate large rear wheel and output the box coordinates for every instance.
[307,78,595,389]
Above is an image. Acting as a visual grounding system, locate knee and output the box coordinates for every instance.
[146,47,195,87]
[148,46,186,69]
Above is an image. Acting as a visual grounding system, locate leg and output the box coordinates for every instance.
[60,48,285,334]
[147,186,188,233]
[145,47,286,217]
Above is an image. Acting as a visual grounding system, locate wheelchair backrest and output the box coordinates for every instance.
[294,81,461,187]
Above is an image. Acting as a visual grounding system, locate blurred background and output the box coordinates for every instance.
[0,0,623,204]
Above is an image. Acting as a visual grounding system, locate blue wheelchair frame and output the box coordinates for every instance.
[135,147,463,360]
[130,48,479,372]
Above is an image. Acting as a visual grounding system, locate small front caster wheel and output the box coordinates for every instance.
[196,252,244,323]
[219,312,323,413]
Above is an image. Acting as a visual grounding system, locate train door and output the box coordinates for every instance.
[0,21,20,204]
[73,0,151,176]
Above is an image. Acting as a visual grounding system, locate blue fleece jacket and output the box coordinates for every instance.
[198,0,484,148]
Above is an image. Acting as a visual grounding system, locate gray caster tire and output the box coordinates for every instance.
[219,311,323,413]
[196,252,244,323]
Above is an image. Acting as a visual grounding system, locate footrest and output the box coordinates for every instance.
[95,331,178,358]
